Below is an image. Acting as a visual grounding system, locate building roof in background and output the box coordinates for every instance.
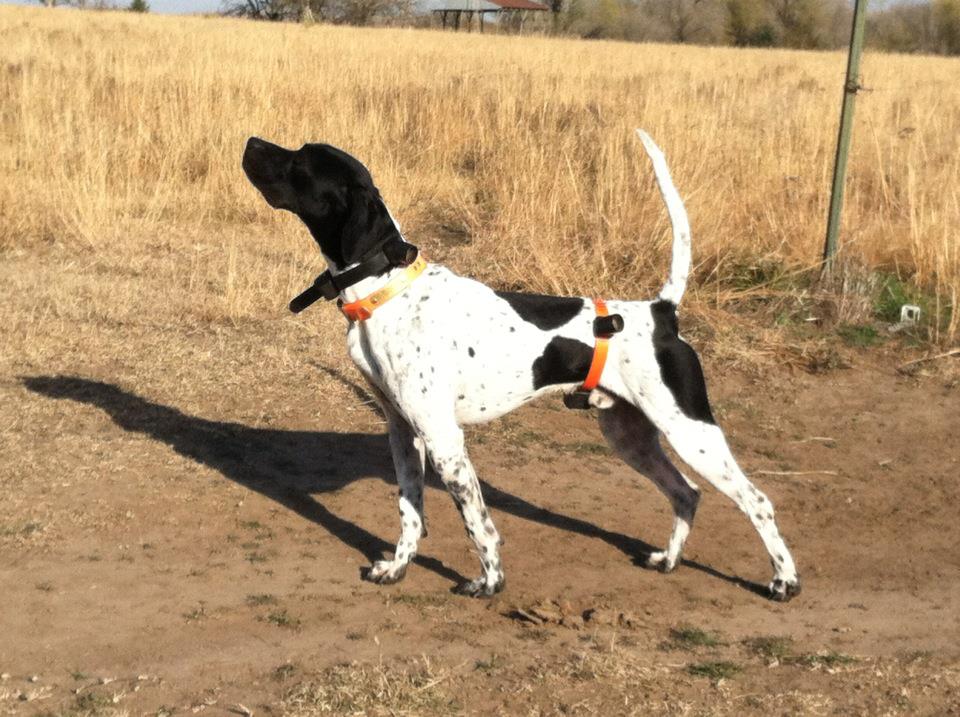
[488,0,549,9]
[430,0,500,10]
[430,0,548,10]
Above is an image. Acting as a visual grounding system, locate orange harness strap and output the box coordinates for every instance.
[564,298,623,410]
[582,298,611,391]
[339,256,428,322]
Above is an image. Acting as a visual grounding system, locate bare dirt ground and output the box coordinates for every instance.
[2,237,959,715]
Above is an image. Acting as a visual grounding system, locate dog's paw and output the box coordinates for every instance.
[768,577,802,602]
[453,575,505,598]
[645,551,677,574]
[361,560,408,585]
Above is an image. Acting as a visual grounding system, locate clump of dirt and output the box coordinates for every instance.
[507,598,645,630]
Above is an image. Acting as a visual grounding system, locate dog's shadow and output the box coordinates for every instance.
[22,374,768,597]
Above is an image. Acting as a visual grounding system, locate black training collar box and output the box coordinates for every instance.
[289,240,418,314]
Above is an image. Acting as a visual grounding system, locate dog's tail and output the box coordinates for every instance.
[636,129,691,306]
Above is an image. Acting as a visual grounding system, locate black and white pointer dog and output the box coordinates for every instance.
[241,131,800,601]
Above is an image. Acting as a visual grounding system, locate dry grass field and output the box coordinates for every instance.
[2,5,959,332]
[2,5,959,715]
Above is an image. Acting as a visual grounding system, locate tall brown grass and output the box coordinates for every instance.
[2,6,958,340]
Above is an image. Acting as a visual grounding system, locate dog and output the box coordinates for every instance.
[241,131,801,602]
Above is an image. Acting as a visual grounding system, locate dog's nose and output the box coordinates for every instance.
[242,137,290,173]
[243,137,268,163]
[245,136,266,152]
[242,137,278,176]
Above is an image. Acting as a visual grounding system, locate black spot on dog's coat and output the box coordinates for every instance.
[532,336,594,389]
[650,300,715,424]
[495,291,585,330]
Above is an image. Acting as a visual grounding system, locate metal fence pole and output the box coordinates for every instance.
[823,0,869,272]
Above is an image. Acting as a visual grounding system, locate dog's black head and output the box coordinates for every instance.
[242,137,400,269]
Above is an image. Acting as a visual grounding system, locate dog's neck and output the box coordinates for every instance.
[325,204,414,305]
[327,259,414,304]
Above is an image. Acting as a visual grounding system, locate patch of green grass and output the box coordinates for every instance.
[805,344,849,374]
[563,441,609,456]
[273,663,297,681]
[875,273,919,323]
[837,323,881,347]
[183,604,206,621]
[686,660,742,680]
[264,609,301,629]
[743,635,793,661]
[516,628,551,643]
[664,625,725,650]
[245,593,278,607]
[2,520,44,537]
[792,651,856,668]
[388,593,448,608]
[513,429,548,447]
[71,670,89,681]
[239,519,274,539]
[474,655,503,673]
[729,259,791,291]
[752,446,781,461]
[71,690,114,714]
[872,272,955,338]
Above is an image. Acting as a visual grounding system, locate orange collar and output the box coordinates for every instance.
[339,255,428,322]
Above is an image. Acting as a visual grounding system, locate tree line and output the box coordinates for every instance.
[557,0,960,54]
[220,0,960,55]
[33,0,960,55]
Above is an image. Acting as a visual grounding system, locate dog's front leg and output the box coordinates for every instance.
[419,422,504,597]
[363,402,428,585]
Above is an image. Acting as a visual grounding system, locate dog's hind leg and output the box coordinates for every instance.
[638,392,801,601]
[363,402,428,585]
[598,398,700,573]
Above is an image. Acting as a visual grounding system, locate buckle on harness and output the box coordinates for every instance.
[338,298,373,322]
[593,313,625,338]
[563,299,624,410]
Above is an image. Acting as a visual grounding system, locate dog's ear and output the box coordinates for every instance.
[340,185,400,265]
